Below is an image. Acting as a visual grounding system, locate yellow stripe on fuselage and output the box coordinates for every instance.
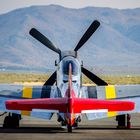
[21,86,32,116]
[105,85,117,117]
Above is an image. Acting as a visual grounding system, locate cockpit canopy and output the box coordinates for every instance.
[62,57,79,76]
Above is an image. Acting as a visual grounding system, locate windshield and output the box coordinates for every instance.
[62,59,78,76]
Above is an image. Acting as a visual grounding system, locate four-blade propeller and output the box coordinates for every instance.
[29,20,108,86]
[74,20,100,52]
[29,28,61,55]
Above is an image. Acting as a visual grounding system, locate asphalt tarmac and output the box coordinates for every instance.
[0,113,140,140]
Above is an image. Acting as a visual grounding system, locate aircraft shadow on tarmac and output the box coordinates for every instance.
[0,127,140,133]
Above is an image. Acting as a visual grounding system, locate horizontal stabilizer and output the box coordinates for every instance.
[6,98,67,112]
[72,98,134,113]
[6,98,134,113]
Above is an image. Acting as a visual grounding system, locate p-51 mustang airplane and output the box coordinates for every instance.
[0,20,140,132]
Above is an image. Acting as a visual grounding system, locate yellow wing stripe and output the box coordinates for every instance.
[21,86,32,116]
[105,85,117,117]
[105,85,116,99]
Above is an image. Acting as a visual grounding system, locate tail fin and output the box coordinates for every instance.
[66,63,75,98]
[68,63,72,98]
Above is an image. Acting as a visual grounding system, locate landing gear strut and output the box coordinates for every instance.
[126,114,131,129]
[3,113,21,128]
[116,114,131,129]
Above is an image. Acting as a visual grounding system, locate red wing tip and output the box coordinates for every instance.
[6,100,19,110]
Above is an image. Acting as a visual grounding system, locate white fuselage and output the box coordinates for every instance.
[56,56,82,124]
[57,56,81,98]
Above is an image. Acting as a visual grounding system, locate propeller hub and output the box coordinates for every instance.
[61,51,77,60]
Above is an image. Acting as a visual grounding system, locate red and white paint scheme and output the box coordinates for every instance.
[6,61,134,132]
[4,20,139,132]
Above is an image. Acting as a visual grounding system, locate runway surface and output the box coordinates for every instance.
[0,113,140,140]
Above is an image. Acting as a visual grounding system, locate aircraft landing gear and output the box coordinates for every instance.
[126,114,131,129]
[116,114,126,128]
[3,113,21,128]
[67,124,72,133]
[116,114,131,129]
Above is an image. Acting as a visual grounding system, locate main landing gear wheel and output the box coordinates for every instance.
[3,113,21,128]
[116,114,126,129]
[67,125,72,133]
[116,114,131,129]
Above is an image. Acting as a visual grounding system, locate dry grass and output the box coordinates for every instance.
[81,74,140,85]
[101,75,140,85]
[0,72,49,83]
[0,72,140,85]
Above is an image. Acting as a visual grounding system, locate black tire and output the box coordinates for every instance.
[11,113,20,128]
[3,113,20,128]
[3,116,11,128]
[67,125,72,133]
[116,115,126,129]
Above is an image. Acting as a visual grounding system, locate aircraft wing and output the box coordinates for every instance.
[0,84,60,120]
[81,85,140,120]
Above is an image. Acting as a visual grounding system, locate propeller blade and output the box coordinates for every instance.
[29,28,61,54]
[44,71,56,85]
[82,67,108,86]
[74,20,100,52]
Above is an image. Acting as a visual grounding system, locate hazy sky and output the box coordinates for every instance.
[0,0,140,14]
